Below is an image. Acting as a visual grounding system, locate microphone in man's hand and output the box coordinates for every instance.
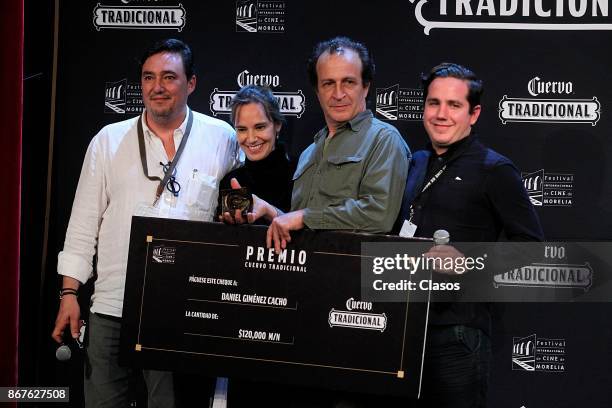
[56,343,72,361]
[433,229,450,245]
[55,320,86,361]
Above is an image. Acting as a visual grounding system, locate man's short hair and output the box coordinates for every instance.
[138,38,195,79]
[306,36,375,88]
[230,85,285,127]
[421,62,483,113]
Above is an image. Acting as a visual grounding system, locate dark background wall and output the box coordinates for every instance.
[20,1,612,407]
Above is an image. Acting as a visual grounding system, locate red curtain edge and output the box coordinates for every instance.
[0,0,24,390]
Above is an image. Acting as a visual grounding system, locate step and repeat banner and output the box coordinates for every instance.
[49,1,612,407]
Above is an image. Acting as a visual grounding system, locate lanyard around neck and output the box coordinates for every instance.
[420,164,446,195]
[408,164,447,223]
[137,109,194,204]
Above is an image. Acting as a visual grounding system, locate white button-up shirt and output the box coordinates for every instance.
[58,109,242,317]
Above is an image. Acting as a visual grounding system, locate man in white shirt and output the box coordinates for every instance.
[51,39,241,408]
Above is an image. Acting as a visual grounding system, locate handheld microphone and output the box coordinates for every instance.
[55,320,86,361]
[56,344,72,361]
[433,229,450,245]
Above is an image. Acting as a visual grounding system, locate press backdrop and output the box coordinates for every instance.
[45,1,612,407]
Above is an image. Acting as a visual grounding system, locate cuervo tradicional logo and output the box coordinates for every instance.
[494,244,593,290]
[210,70,305,118]
[408,0,612,35]
[93,3,186,31]
[328,298,387,331]
[498,76,601,125]
[409,0,612,35]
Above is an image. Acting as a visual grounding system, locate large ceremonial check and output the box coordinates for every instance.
[120,216,429,397]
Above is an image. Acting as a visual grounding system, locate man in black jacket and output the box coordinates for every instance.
[396,63,544,407]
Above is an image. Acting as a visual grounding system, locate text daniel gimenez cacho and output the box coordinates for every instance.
[371,253,487,291]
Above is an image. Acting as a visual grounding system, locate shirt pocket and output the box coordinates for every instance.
[185,172,218,216]
[320,155,363,200]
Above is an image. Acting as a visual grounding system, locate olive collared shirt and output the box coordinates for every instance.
[291,110,410,232]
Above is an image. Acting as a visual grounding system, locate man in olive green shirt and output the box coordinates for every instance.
[266,36,410,252]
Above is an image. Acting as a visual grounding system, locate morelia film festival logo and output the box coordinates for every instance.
[408,0,611,35]
[512,334,566,373]
[210,69,305,118]
[328,298,388,332]
[93,2,186,31]
[235,0,286,33]
[494,244,593,290]
[522,169,574,207]
[104,79,144,114]
[499,76,601,125]
[152,245,176,264]
[375,84,424,122]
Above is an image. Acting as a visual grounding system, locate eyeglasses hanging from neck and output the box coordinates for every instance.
[160,161,181,197]
[137,109,194,206]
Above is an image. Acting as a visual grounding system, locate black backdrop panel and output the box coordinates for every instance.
[49,1,612,406]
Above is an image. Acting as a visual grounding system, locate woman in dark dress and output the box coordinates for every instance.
[218,85,294,223]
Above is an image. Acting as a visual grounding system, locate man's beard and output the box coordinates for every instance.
[147,105,175,122]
